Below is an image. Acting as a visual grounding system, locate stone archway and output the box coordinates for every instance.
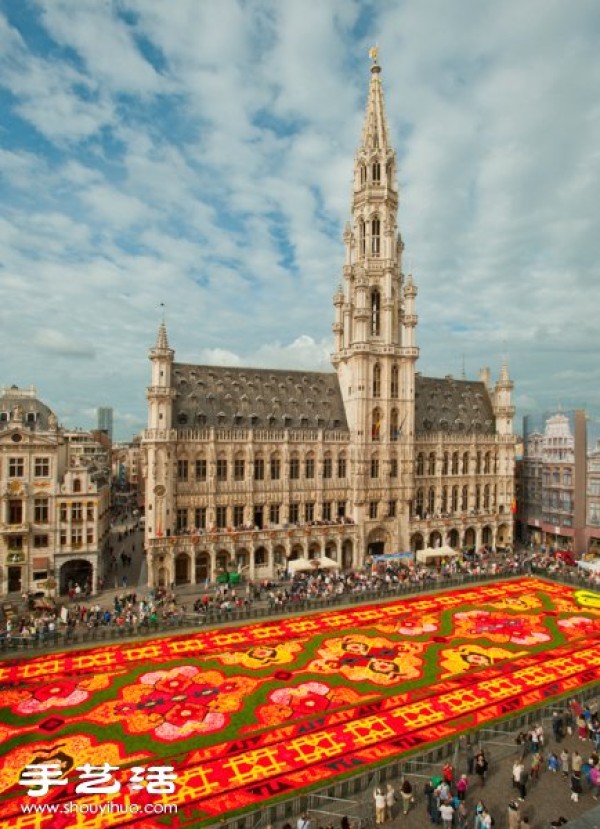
[448,528,460,549]
[366,527,388,558]
[273,545,286,568]
[308,542,321,559]
[60,559,93,595]
[174,553,190,585]
[463,527,476,550]
[157,566,167,588]
[289,544,304,561]
[325,541,338,560]
[482,525,493,547]
[216,549,231,574]
[195,551,211,583]
[411,533,425,552]
[342,539,353,569]
[497,523,510,548]
[235,548,250,574]
[429,531,443,548]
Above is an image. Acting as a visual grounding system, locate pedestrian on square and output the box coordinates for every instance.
[572,750,583,774]
[530,750,542,781]
[439,799,454,829]
[560,748,570,777]
[507,800,521,829]
[570,770,583,802]
[512,760,523,790]
[475,751,488,786]
[373,786,386,825]
[473,800,486,829]
[385,782,396,820]
[456,800,468,829]
[456,773,469,801]
[517,764,528,801]
[552,712,563,742]
[399,778,413,815]
[548,752,560,773]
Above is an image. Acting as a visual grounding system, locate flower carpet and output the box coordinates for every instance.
[1,577,600,828]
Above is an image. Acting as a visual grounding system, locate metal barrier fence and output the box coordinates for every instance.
[0,569,543,655]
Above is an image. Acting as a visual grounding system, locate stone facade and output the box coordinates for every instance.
[142,59,515,588]
[0,385,111,597]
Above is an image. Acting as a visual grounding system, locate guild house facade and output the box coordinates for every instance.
[142,56,515,588]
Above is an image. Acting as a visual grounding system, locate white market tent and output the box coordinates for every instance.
[317,555,341,569]
[577,559,600,574]
[416,546,460,564]
[287,557,315,573]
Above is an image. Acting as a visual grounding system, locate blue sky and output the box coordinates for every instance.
[1,0,599,441]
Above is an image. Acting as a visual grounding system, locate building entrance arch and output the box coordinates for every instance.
[175,553,190,585]
[60,559,93,595]
[195,552,211,583]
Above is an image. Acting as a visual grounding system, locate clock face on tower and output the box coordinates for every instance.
[154,484,166,497]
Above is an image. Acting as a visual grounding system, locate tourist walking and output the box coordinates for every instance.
[399,778,413,815]
[373,786,386,825]
[560,748,570,778]
[385,782,396,820]
[571,770,583,803]
[475,751,488,786]
[507,800,521,829]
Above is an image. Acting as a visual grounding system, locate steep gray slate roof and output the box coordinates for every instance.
[415,376,496,434]
[172,364,349,431]
[0,387,56,431]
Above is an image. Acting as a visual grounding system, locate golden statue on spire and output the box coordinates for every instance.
[369,46,378,63]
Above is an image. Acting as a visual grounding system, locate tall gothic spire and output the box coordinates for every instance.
[155,321,170,350]
[359,49,391,153]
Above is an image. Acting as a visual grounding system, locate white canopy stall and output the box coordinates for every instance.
[577,559,600,574]
[416,546,460,564]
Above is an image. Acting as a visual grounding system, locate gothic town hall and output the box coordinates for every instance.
[142,58,515,588]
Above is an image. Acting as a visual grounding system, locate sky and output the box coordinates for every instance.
[1,0,599,442]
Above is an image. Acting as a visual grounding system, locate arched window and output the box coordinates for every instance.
[462,452,469,474]
[391,364,399,398]
[483,484,490,509]
[416,453,425,476]
[416,488,424,518]
[476,451,482,474]
[372,161,381,183]
[428,487,435,514]
[452,452,459,475]
[359,219,365,257]
[390,409,399,442]
[372,363,381,397]
[371,407,382,442]
[441,486,448,513]
[461,485,468,511]
[475,484,481,510]
[370,455,379,479]
[484,452,491,474]
[371,217,381,256]
[451,486,459,512]
[428,452,436,476]
[360,165,367,185]
[371,290,381,335]
[442,452,449,475]
[73,479,81,493]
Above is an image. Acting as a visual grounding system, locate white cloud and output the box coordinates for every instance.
[0,0,599,438]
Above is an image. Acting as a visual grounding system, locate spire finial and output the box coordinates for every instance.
[369,44,381,74]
